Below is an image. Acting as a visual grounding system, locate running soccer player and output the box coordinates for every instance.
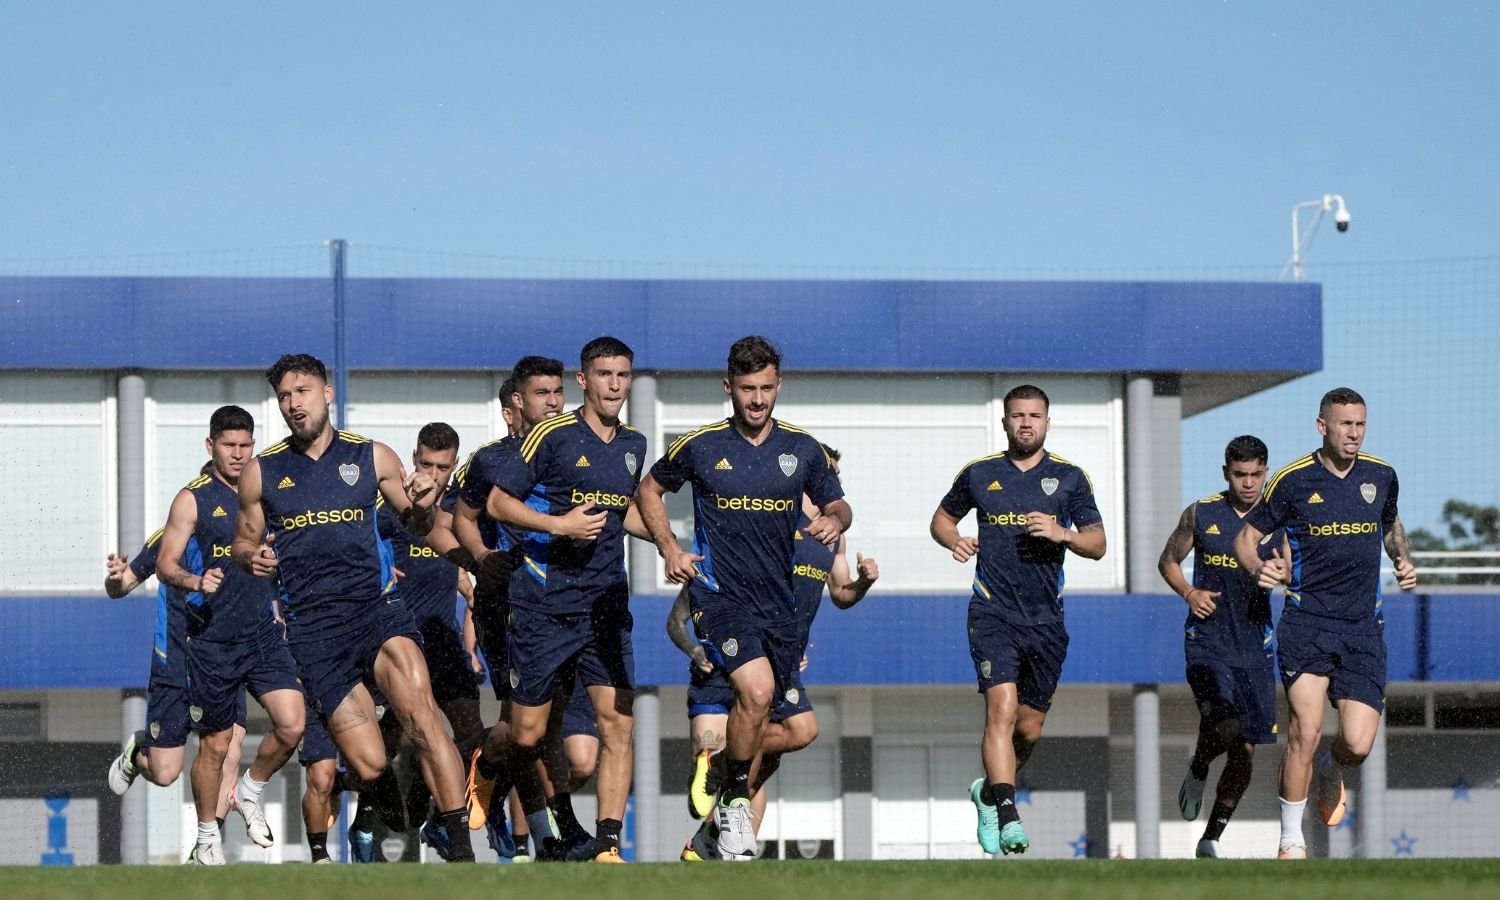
[636,336,850,862]
[156,405,306,865]
[481,336,647,864]
[929,384,1106,857]
[1159,435,1282,859]
[105,517,248,823]
[1233,388,1417,860]
[231,354,475,863]
[298,704,343,863]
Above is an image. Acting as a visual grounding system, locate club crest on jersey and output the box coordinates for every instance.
[188,705,203,723]
[1040,477,1059,496]
[980,660,992,679]
[778,454,798,477]
[149,721,161,739]
[1360,482,1377,504]
[339,463,360,486]
[785,688,800,705]
[510,668,521,689]
[625,452,638,475]
[722,638,739,658]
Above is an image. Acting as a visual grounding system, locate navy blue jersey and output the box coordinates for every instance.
[378,503,459,627]
[181,473,279,642]
[1185,492,1275,666]
[939,451,1102,627]
[792,514,837,642]
[257,432,395,633]
[129,530,162,583]
[127,529,189,685]
[650,419,844,629]
[453,437,517,552]
[495,410,648,614]
[1247,451,1399,633]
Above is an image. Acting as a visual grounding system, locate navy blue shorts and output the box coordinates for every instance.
[186,627,302,734]
[145,670,247,749]
[507,590,633,708]
[417,614,480,706]
[685,661,811,724]
[299,693,338,765]
[1186,654,1278,744]
[471,574,510,701]
[967,602,1069,712]
[561,675,599,740]
[691,594,803,707]
[289,596,421,718]
[1276,613,1386,712]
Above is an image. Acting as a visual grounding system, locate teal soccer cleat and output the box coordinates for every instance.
[970,778,1001,855]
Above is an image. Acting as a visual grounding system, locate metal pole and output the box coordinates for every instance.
[329,239,348,429]
[116,371,148,864]
[1358,712,1387,858]
[632,689,661,861]
[628,373,659,595]
[1133,684,1161,859]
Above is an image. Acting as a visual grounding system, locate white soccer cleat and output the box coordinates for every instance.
[188,841,225,866]
[714,798,758,862]
[231,785,276,849]
[108,730,145,796]
[1177,766,1206,821]
[1195,839,1221,858]
[1277,842,1307,860]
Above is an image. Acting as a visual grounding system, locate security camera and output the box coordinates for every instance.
[1334,207,1350,232]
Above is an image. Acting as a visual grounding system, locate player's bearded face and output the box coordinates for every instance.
[276,374,332,443]
[726,367,781,430]
[1002,399,1049,455]
[1317,403,1367,461]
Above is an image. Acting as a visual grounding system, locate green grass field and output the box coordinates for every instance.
[2,860,1499,900]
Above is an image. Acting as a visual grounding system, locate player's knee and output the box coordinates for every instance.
[510,719,547,751]
[347,755,386,785]
[786,716,819,751]
[307,766,335,796]
[986,697,1020,731]
[569,750,598,784]
[736,683,774,717]
[145,758,182,787]
[1287,719,1321,752]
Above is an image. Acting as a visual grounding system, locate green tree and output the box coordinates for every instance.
[1408,500,1500,585]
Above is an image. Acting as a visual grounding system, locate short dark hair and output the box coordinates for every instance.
[1224,435,1268,467]
[209,405,254,440]
[266,353,328,389]
[1319,387,1366,418]
[1003,384,1050,412]
[820,443,842,463]
[512,355,565,390]
[497,376,519,408]
[580,337,633,370]
[417,422,460,453]
[727,336,782,378]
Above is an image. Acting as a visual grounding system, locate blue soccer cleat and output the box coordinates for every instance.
[970,778,1001,855]
[349,827,376,863]
[484,787,515,859]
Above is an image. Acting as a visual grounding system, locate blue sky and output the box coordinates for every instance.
[1,2,1495,530]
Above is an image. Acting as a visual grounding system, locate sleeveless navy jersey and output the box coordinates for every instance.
[494,410,648,614]
[257,431,395,631]
[792,513,837,642]
[127,529,189,685]
[378,503,459,627]
[453,436,515,552]
[649,418,844,629]
[181,472,279,642]
[939,451,1103,627]
[1248,451,1399,634]
[1185,492,1275,666]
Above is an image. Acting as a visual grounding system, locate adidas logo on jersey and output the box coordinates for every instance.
[986,481,1002,491]
[1308,492,1324,504]
[277,476,296,489]
[576,456,591,468]
[794,530,804,540]
[1205,523,1220,535]
[715,458,733,470]
[212,506,227,518]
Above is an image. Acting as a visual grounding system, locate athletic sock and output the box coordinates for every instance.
[1202,800,1235,841]
[197,821,219,845]
[308,830,329,861]
[525,809,557,842]
[1317,749,1344,781]
[722,756,752,803]
[513,831,530,856]
[437,807,474,859]
[1279,796,1307,848]
[237,771,266,803]
[984,783,1020,826]
[595,818,622,850]
[548,792,586,838]
[1190,758,1211,781]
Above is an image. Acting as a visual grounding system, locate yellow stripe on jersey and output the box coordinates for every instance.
[186,474,212,490]
[337,430,370,444]
[1357,451,1392,468]
[260,439,291,457]
[1264,454,1316,500]
[1198,493,1224,504]
[1046,453,1095,494]
[668,420,732,461]
[775,421,834,464]
[145,528,165,548]
[520,413,577,461]
[454,437,506,487]
[954,451,1007,480]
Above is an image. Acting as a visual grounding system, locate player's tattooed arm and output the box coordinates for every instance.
[666,584,711,671]
[104,552,142,598]
[231,457,278,577]
[1234,521,1285,588]
[1159,505,1217,618]
[157,488,212,593]
[426,504,466,566]
[1385,514,1418,589]
[1058,519,1107,560]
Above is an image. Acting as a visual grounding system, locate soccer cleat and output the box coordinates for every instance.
[108,730,145,796]
[594,846,626,863]
[970,778,1001,855]
[510,852,533,864]
[231,785,275,849]
[420,819,476,862]
[564,835,617,863]
[1278,843,1308,860]
[313,857,333,865]
[188,841,225,866]
[1195,839,1221,858]
[484,788,515,859]
[998,820,1030,855]
[688,748,717,820]
[1316,766,1347,827]
[714,797,758,862]
[533,836,569,862]
[350,828,377,863]
[465,748,494,830]
[1178,767,1207,821]
[682,819,721,862]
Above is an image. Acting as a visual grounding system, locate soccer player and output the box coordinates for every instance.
[481,336,647,863]
[1234,388,1417,860]
[1159,435,1282,858]
[298,706,343,863]
[156,405,306,865]
[929,384,1106,857]
[104,518,248,825]
[636,336,850,862]
[231,354,475,863]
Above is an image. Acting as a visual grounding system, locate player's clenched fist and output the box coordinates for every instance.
[200,567,225,594]
[250,532,279,578]
[557,502,608,540]
[950,536,979,563]
[663,547,705,585]
[405,471,437,508]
